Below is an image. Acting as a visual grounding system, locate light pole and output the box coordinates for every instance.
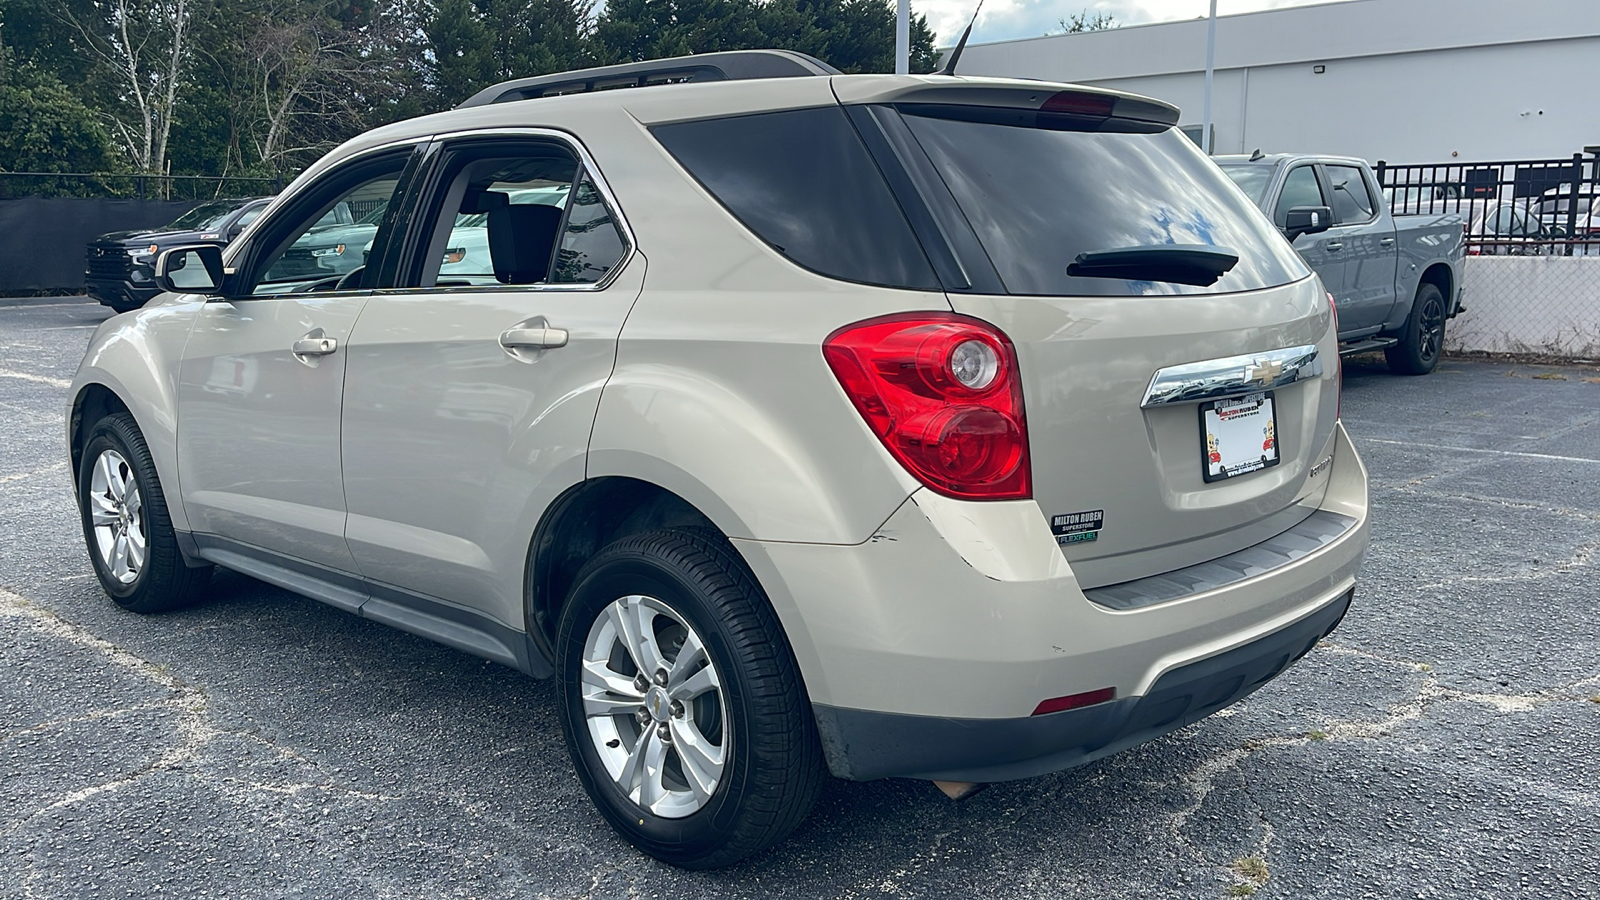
[897,0,910,75]
[1201,0,1218,154]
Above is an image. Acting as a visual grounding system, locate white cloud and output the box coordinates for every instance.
[921,0,1363,46]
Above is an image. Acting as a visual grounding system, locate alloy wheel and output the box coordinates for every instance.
[580,594,728,818]
[88,449,146,585]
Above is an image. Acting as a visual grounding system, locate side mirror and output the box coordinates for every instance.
[153,244,227,295]
[1283,206,1333,243]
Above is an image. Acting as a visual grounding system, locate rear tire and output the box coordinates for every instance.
[1385,282,1446,375]
[77,412,211,613]
[555,528,823,869]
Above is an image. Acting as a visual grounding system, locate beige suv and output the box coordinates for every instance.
[67,51,1369,868]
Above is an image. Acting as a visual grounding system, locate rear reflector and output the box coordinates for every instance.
[1031,687,1116,716]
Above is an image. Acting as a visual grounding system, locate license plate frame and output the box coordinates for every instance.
[1199,391,1280,483]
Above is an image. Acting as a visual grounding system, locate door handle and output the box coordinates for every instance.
[1379,237,1396,247]
[292,337,338,356]
[1324,242,1344,252]
[499,326,568,350]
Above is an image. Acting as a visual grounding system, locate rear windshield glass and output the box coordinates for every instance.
[650,107,939,290]
[167,202,239,231]
[1219,165,1272,205]
[900,113,1310,296]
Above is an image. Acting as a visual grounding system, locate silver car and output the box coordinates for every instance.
[67,50,1369,868]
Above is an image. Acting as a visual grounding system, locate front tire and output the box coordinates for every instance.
[1385,282,1447,375]
[77,412,211,612]
[555,529,823,869]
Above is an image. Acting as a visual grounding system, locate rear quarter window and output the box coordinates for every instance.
[650,107,939,290]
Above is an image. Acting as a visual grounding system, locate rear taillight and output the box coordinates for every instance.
[1328,291,1342,420]
[824,313,1030,500]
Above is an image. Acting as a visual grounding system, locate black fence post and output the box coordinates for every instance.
[1565,152,1583,257]
[1375,160,1388,213]
[137,175,146,201]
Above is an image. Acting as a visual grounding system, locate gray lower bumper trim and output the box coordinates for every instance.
[1084,509,1358,612]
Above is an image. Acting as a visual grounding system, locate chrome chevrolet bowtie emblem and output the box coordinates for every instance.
[1245,358,1285,385]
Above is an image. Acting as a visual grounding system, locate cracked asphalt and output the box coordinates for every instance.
[2,296,1598,899]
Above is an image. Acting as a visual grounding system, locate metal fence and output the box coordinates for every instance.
[1375,154,1599,258]
[1377,154,1600,359]
[0,172,283,201]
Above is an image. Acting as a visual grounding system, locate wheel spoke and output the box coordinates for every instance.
[668,663,718,702]
[581,660,646,718]
[89,491,119,525]
[110,530,130,580]
[669,719,724,803]
[667,631,708,692]
[637,728,669,809]
[125,486,142,519]
[616,724,652,795]
[96,453,123,501]
[125,526,146,570]
[607,597,666,678]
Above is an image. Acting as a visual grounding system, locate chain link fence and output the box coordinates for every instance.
[1447,256,1600,359]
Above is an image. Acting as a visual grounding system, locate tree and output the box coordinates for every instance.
[56,0,200,174]
[0,65,119,176]
[425,0,592,107]
[1057,8,1117,34]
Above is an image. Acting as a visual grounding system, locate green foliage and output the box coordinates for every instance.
[2,0,944,186]
[0,65,118,175]
[1057,8,1117,34]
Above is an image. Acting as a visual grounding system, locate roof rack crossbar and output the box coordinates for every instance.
[456,50,841,109]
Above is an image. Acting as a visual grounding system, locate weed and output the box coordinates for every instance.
[1231,856,1270,884]
[1226,885,1258,898]
[1306,729,1329,742]
[1532,373,1568,381]
[1589,695,1600,704]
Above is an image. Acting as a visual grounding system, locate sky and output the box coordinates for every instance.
[920,0,1364,46]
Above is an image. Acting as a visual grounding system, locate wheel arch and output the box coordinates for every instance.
[68,382,133,480]
[524,476,724,661]
[1418,262,1455,314]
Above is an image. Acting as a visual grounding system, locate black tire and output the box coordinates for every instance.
[77,412,211,613]
[1385,282,1447,375]
[555,528,823,869]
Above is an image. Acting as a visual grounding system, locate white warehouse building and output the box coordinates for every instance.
[952,0,1600,165]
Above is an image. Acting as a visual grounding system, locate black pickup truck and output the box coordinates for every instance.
[84,197,272,312]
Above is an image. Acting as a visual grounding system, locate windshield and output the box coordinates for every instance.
[166,202,238,231]
[1219,165,1273,205]
[900,113,1309,295]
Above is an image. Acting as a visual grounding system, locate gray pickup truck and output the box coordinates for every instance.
[1217,153,1465,374]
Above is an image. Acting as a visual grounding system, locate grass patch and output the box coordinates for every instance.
[1306,729,1329,742]
[1231,856,1270,884]
[1226,885,1257,898]
[1532,372,1568,381]
[1589,695,1600,704]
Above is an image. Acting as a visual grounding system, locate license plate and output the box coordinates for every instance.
[1200,392,1280,483]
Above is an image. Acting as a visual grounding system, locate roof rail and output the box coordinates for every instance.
[455,50,842,109]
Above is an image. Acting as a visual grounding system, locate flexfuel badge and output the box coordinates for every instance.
[1052,509,1104,545]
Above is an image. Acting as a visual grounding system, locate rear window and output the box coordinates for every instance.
[651,107,939,290]
[899,112,1309,296]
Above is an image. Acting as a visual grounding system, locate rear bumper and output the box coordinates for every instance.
[734,421,1369,782]
[815,588,1351,782]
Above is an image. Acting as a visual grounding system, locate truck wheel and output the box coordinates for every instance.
[555,528,823,869]
[77,413,212,612]
[1385,283,1446,375]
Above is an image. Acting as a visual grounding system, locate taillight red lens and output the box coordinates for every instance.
[824,313,1030,500]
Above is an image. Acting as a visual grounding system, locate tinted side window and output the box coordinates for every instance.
[651,107,939,290]
[1326,165,1375,222]
[552,178,627,284]
[245,154,410,295]
[1275,166,1325,226]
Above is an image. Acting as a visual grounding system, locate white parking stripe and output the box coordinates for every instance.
[0,370,71,389]
[1360,437,1600,464]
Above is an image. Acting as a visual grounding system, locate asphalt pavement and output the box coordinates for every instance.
[2,297,1597,899]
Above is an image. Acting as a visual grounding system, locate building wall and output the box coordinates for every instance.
[955,0,1600,164]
